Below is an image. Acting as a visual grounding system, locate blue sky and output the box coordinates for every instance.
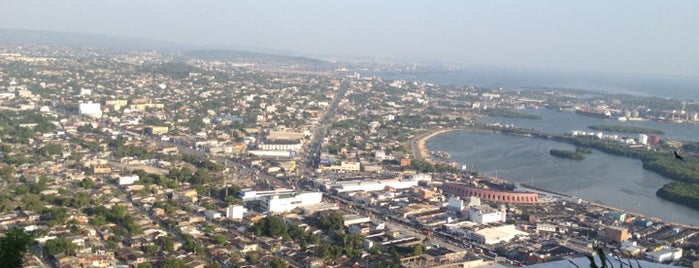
[1,0,697,77]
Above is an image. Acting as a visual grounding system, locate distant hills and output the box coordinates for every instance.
[183,49,332,68]
[0,29,332,69]
[0,28,193,51]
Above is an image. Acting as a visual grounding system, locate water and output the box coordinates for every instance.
[480,108,699,142]
[427,131,699,226]
[370,68,699,100]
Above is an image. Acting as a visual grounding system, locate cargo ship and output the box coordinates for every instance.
[575,108,612,119]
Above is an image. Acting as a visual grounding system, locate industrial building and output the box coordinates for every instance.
[467,225,528,245]
[443,182,539,204]
[261,192,323,214]
[325,178,420,193]
[645,246,683,263]
[469,205,506,224]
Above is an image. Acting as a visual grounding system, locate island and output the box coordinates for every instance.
[588,125,665,135]
[549,149,585,160]
[482,109,542,119]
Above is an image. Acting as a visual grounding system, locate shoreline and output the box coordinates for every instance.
[413,127,698,228]
[413,128,456,164]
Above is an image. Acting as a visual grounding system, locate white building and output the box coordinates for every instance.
[226,205,247,220]
[343,214,372,226]
[204,210,222,221]
[259,139,303,151]
[118,175,140,186]
[239,188,295,202]
[448,197,464,214]
[79,102,102,117]
[469,205,506,224]
[321,161,361,172]
[645,246,682,263]
[468,225,528,245]
[263,192,323,213]
[638,134,649,145]
[327,178,419,193]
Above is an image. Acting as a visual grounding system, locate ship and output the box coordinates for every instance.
[575,108,612,119]
[430,151,451,159]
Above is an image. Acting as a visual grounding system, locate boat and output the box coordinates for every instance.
[575,108,611,119]
[431,151,451,159]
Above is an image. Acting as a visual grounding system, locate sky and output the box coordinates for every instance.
[1,0,698,77]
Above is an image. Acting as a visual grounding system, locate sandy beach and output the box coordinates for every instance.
[413,128,455,163]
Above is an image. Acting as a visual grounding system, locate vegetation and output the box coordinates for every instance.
[549,149,585,160]
[656,182,699,209]
[588,125,664,135]
[0,227,32,267]
[44,237,78,257]
[482,109,542,119]
[411,159,463,174]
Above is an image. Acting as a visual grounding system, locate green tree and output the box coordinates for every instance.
[0,227,32,268]
[43,237,77,256]
[270,258,288,268]
[161,258,188,268]
[79,178,95,189]
[21,194,43,212]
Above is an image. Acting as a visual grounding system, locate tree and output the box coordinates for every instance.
[21,194,43,212]
[79,178,95,189]
[317,211,344,232]
[43,237,77,257]
[253,216,287,238]
[0,227,32,268]
[212,234,227,245]
[245,253,259,265]
[270,258,288,268]
[137,263,153,268]
[161,258,188,268]
[190,169,211,185]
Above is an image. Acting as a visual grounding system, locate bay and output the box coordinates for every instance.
[480,108,699,142]
[427,131,699,226]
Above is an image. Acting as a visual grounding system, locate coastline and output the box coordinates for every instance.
[413,127,698,228]
[412,128,456,163]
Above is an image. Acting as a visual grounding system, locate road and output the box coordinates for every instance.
[303,79,349,170]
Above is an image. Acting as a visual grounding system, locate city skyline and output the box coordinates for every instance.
[1,0,698,78]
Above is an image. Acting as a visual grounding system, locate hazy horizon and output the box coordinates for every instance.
[1,1,698,78]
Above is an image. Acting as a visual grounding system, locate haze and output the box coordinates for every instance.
[1,0,698,77]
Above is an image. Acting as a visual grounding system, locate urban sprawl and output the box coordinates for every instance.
[0,46,698,268]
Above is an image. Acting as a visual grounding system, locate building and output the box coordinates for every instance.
[608,211,627,223]
[343,214,372,226]
[638,134,649,145]
[320,161,361,172]
[467,225,528,245]
[204,210,222,221]
[262,192,323,214]
[226,205,247,220]
[91,164,112,174]
[146,126,169,135]
[604,226,629,243]
[325,178,419,193]
[239,188,296,202]
[447,197,464,214]
[443,182,539,204]
[645,246,682,263]
[79,102,102,117]
[469,205,506,224]
[118,175,140,186]
[259,139,302,151]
